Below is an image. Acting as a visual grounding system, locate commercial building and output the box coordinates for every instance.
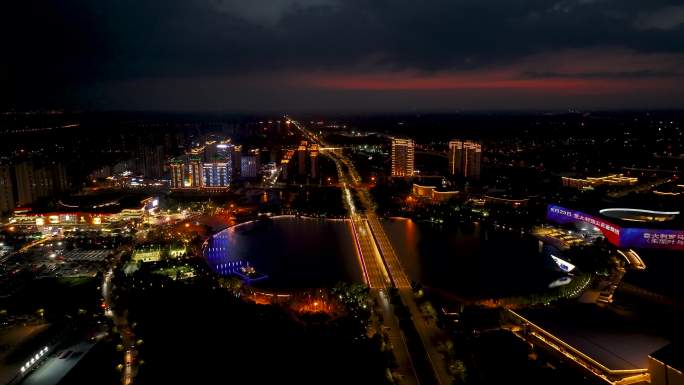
[483,194,529,207]
[168,155,203,189]
[412,184,459,202]
[507,307,667,385]
[202,161,231,188]
[132,245,162,263]
[448,140,481,179]
[8,195,157,230]
[167,140,233,190]
[561,174,638,189]
[547,205,684,251]
[391,138,415,177]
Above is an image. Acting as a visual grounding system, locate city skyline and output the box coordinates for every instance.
[0,113,682,385]
[2,2,684,385]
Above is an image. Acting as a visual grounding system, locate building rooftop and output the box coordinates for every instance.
[27,193,151,214]
[520,305,670,371]
[650,343,684,372]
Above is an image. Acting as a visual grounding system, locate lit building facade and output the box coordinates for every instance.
[547,205,684,251]
[279,143,319,181]
[412,184,459,202]
[391,138,415,177]
[202,161,231,188]
[561,174,638,189]
[449,140,481,179]
[169,161,183,189]
[167,140,233,190]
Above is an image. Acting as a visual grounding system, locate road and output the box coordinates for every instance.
[103,269,137,385]
[290,117,452,385]
[375,289,420,385]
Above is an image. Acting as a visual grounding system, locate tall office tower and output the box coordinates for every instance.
[448,140,482,180]
[240,155,260,179]
[391,138,415,177]
[298,141,308,176]
[309,144,319,179]
[0,165,15,214]
[202,141,233,188]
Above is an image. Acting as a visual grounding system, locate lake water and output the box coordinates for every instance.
[381,218,560,298]
[205,216,560,297]
[205,216,362,288]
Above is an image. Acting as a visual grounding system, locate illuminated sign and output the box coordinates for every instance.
[622,228,684,249]
[550,255,576,273]
[547,205,620,245]
[547,205,684,251]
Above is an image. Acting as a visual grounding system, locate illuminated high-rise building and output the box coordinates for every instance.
[168,160,184,189]
[309,144,319,179]
[167,140,233,190]
[391,138,415,177]
[188,157,203,187]
[280,149,295,180]
[202,161,231,188]
[448,140,481,180]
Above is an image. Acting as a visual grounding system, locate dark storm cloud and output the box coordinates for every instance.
[3,0,684,109]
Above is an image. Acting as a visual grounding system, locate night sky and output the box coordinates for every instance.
[3,0,684,112]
